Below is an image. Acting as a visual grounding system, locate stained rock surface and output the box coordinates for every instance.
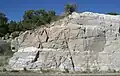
[9,12,120,72]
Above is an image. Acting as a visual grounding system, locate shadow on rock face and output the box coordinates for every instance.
[84,30,106,53]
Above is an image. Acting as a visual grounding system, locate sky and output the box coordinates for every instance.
[0,0,119,21]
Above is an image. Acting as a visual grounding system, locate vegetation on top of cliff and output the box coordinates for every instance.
[107,12,120,15]
[0,3,77,38]
[64,3,77,15]
[1,3,120,39]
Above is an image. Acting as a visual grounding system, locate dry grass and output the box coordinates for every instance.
[0,56,11,67]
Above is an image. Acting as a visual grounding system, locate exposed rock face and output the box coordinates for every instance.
[9,47,39,70]
[9,12,120,72]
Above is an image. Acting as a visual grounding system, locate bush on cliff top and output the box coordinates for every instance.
[107,12,120,15]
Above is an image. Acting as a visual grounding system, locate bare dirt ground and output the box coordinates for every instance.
[1,72,120,76]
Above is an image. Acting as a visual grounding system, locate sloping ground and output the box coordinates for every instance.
[9,12,120,72]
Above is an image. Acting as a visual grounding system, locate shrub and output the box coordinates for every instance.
[107,12,120,15]
[64,3,77,15]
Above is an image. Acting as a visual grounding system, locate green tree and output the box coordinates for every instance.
[48,10,56,22]
[0,12,8,25]
[8,20,18,33]
[35,9,48,25]
[22,9,57,29]
[0,12,8,37]
[0,26,8,37]
[64,3,77,15]
[22,21,33,30]
[23,10,35,20]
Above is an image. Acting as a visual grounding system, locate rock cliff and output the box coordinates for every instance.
[8,12,120,72]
